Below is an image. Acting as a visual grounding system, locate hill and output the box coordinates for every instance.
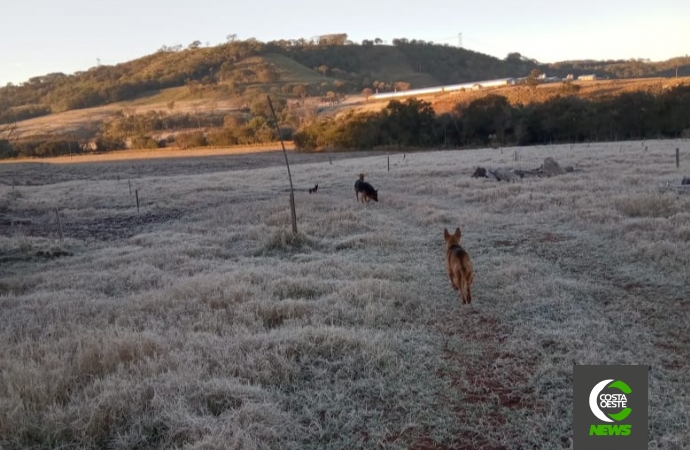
[4,37,688,124]
[2,37,690,157]
[0,40,516,121]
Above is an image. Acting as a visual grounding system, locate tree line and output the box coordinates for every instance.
[293,85,690,151]
[2,85,689,159]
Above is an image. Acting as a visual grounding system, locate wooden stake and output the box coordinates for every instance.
[676,148,680,168]
[267,95,297,235]
[289,193,297,234]
[128,180,132,195]
[135,189,140,213]
[387,154,390,172]
[55,208,64,241]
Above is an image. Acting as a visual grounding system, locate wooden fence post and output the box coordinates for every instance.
[676,148,680,168]
[55,208,64,241]
[267,95,297,235]
[135,189,140,214]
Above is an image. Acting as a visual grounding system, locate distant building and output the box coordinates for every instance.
[578,74,597,81]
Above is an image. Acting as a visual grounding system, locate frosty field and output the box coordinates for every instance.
[1,141,688,449]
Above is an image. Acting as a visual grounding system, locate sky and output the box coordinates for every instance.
[2,0,689,86]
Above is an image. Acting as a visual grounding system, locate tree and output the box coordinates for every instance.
[506,52,522,62]
[186,79,202,97]
[0,139,15,159]
[219,61,234,82]
[383,98,436,146]
[559,81,581,95]
[461,95,513,144]
[188,40,202,50]
[293,84,308,98]
[257,66,279,83]
[223,114,245,129]
[374,38,383,45]
[525,69,541,89]
[362,88,374,100]
[317,65,329,77]
[226,33,237,42]
[325,91,338,105]
[334,80,350,93]
[394,81,411,92]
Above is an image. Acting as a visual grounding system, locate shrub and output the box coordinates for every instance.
[174,131,207,149]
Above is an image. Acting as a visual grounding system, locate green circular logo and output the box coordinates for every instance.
[589,379,632,422]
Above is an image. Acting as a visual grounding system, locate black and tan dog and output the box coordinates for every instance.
[443,227,474,304]
[354,173,378,202]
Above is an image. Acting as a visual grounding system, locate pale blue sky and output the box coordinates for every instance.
[2,0,689,86]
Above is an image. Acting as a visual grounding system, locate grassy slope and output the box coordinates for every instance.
[1,141,688,449]
[8,46,441,141]
[356,45,441,87]
[261,53,329,84]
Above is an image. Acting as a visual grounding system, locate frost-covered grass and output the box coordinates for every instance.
[1,140,688,449]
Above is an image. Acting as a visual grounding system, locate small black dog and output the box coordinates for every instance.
[471,167,488,178]
[308,184,318,194]
[354,173,378,202]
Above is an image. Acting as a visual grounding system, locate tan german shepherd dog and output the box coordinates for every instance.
[443,227,474,304]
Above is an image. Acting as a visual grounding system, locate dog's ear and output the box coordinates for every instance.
[443,228,450,240]
[454,227,461,238]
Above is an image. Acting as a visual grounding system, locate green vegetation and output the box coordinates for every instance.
[391,39,536,84]
[293,85,690,150]
[294,99,455,150]
[3,84,689,158]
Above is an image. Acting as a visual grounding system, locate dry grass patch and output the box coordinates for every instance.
[615,192,681,218]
